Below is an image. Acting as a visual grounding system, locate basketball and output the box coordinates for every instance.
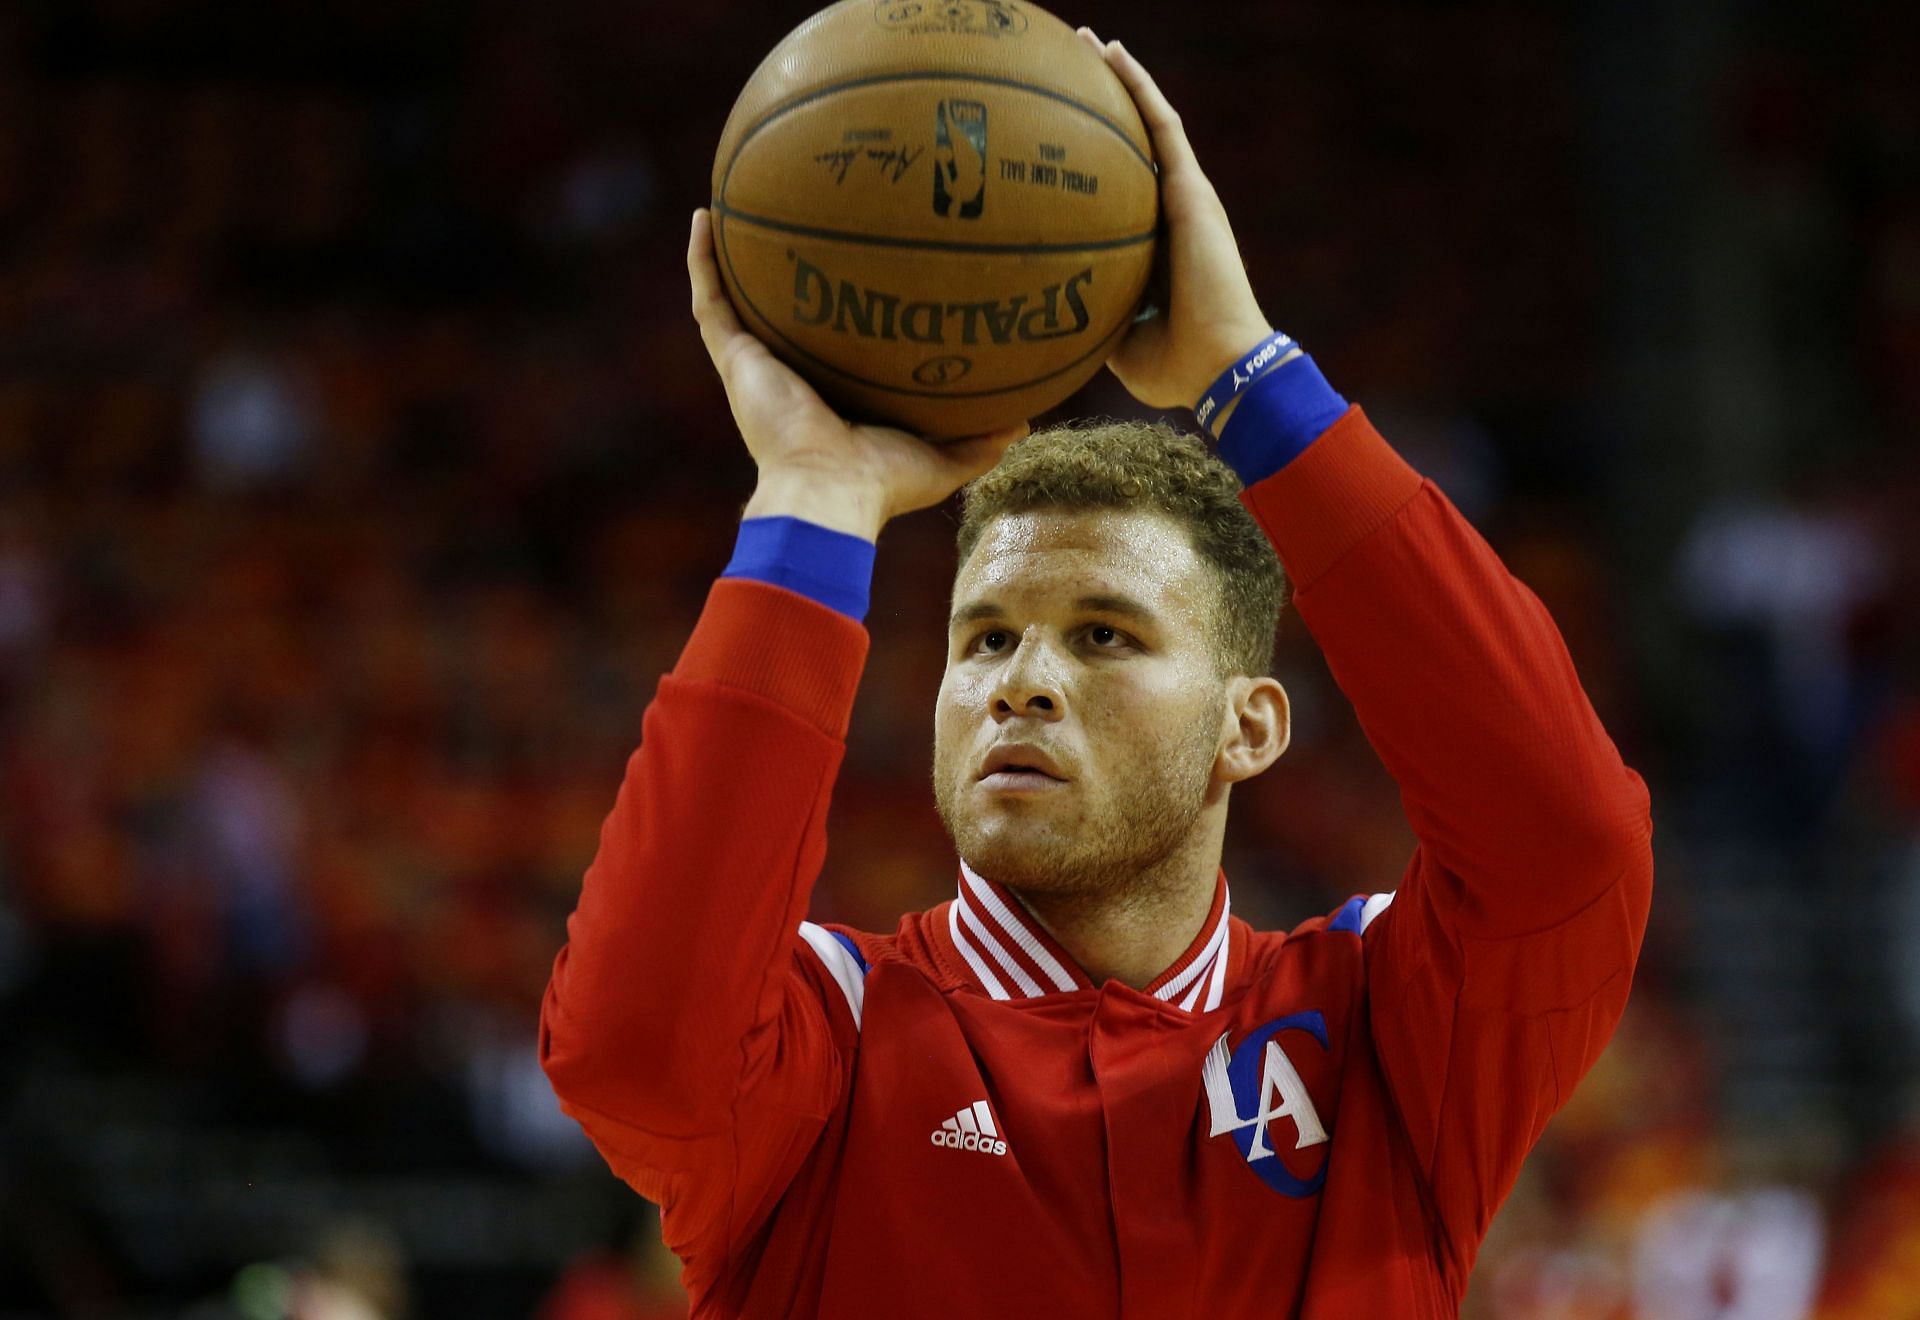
[711,0,1159,438]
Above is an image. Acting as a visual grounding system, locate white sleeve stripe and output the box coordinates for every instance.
[797,921,866,1028]
[1359,891,1395,933]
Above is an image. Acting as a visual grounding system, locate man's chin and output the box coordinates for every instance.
[952,820,1096,895]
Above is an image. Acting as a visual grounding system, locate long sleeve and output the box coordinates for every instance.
[538,577,869,1281]
[1239,407,1655,1293]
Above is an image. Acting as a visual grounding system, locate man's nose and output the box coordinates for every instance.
[990,631,1066,722]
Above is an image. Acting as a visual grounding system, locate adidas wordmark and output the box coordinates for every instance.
[930,1100,1008,1157]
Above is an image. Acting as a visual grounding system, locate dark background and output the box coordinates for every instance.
[1,0,1917,1316]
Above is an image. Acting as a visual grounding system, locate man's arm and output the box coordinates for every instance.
[1090,32,1652,1294]
[1244,406,1651,1291]
[539,565,870,1273]
[538,210,1024,1280]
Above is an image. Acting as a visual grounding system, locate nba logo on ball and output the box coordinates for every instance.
[933,100,988,219]
[709,0,1159,437]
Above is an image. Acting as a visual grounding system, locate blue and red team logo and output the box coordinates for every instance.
[1201,1011,1332,1198]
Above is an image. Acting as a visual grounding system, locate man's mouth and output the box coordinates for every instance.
[979,767,1067,792]
[978,745,1069,790]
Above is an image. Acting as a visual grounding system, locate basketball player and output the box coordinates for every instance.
[541,31,1653,1318]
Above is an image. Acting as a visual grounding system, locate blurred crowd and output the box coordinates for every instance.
[0,0,1917,1316]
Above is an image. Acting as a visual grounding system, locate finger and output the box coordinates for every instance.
[1075,25,1102,52]
[1142,227,1172,313]
[1102,40,1200,177]
[938,421,1029,478]
[686,208,749,367]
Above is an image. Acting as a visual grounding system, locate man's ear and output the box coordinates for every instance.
[1216,676,1290,784]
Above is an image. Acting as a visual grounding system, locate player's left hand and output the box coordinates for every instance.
[1079,28,1276,412]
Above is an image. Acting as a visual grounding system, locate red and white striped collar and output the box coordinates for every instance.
[944,862,1235,1012]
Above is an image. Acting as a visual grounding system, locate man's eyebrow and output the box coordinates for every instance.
[947,594,1159,631]
[1073,593,1157,623]
[948,600,1002,631]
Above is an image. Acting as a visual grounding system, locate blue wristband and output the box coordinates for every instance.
[722,516,877,622]
[1215,352,1349,486]
[1193,331,1298,436]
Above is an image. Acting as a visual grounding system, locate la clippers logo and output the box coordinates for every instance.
[1201,1011,1331,1198]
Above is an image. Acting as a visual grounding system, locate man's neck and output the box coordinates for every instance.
[1007,835,1223,991]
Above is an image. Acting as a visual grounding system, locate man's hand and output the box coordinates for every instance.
[688,208,1027,541]
[1078,29,1278,412]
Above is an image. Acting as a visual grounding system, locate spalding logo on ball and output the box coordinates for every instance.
[711,0,1159,438]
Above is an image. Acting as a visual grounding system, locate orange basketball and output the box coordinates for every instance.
[711,0,1158,439]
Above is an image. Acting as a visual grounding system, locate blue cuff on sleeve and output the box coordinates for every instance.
[1216,354,1350,486]
[721,516,877,622]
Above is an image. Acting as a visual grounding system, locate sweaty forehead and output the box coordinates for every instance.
[953,508,1211,618]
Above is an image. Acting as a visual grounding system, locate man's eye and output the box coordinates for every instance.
[1088,625,1122,647]
[975,630,1010,653]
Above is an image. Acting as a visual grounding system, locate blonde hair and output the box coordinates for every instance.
[955,418,1287,676]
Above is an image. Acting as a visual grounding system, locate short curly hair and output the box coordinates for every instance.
[954,419,1287,676]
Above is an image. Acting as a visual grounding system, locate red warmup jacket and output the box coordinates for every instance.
[540,409,1655,1318]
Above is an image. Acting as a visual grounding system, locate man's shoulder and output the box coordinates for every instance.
[1232,892,1398,979]
[803,901,969,994]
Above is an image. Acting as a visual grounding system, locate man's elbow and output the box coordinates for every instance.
[1458,764,1653,938]
[1548,761,1654,907]
[1564,766,1655,954]
[1594,765,1654,909]
[539,982,629,1122]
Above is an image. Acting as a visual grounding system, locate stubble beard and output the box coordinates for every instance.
[932,698,1224,902]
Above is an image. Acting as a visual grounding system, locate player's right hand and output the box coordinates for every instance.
[1078,30,1275,413]
[688,208,1027,542]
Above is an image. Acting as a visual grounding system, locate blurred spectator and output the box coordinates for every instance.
[0,508,53,682]
[220,1220,411,1320]
[190,731,310,979]
[537,1209,687,1320]
[190,344,320,493]
[1814,1120,1920,1318]
[289,1221,410,1320]
[1677,493,1888,836]
[1631,1187,1825,1320]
